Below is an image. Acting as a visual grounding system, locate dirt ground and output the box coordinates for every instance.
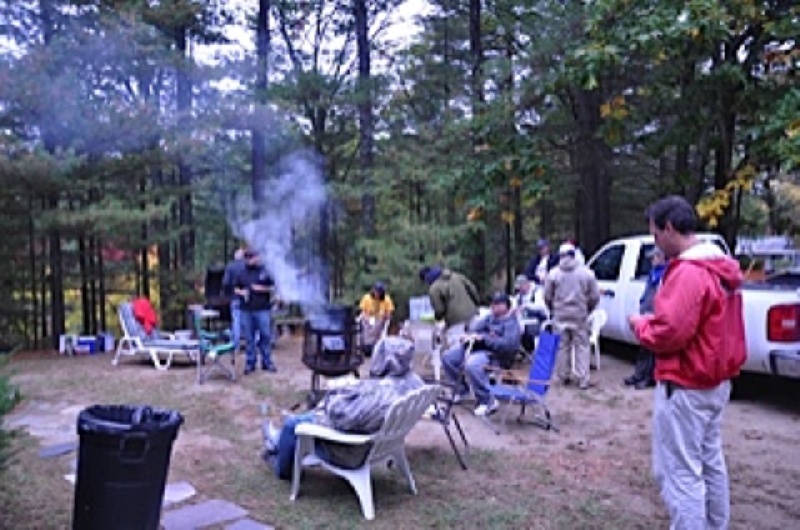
[2,335,800,529]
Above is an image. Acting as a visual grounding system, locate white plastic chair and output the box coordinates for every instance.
[586,308,608,370]
[400,320,443,381]
[289,385,440,520]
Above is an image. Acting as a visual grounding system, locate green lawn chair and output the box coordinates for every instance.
[193,309,237,384]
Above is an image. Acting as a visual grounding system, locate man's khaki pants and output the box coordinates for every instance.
[554,322,590,384]
[652,380,731,530]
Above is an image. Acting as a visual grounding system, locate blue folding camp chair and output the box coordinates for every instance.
[482,322,560,434]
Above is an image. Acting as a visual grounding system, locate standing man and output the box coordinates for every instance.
[623,247,666,390]
[523,238,559,284]
[544,242,600,389]
[222,248,246,353]
[629,195,746,529]
[419,265,480,350]
[234,249,277,374]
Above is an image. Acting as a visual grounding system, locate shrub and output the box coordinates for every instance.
[0,356,21,469]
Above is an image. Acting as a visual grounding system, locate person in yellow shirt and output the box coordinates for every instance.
[358,282,394,356]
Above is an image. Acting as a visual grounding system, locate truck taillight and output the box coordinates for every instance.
[767,304,800,342]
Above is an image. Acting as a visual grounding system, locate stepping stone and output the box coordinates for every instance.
[226,519,275,530]
[38,441,78,459]
[162,481,197,507]
[162,499,248,530]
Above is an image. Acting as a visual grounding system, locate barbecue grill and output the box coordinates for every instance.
[302,304,364,405]
[203,265,232,323]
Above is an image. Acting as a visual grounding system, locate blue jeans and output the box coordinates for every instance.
[242,309,272,369]
[230,300,242,350]
[275,413,332,480]
[442,345,492,405]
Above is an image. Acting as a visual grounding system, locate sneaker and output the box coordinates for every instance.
[579,380,595,390]
[244,366,256,375]
[474,401,499,417]
[263,420,281,448]
[262,363,278,373]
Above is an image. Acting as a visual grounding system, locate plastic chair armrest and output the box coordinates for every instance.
[294,423,376,445]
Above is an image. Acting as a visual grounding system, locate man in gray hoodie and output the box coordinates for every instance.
[544,242,600,389]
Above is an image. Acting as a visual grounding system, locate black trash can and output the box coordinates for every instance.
[72,405,184,530]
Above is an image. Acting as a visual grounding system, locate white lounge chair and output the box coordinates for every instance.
[290,385,440,520]
[112,302,199,370]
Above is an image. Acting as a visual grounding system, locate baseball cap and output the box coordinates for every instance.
[515,274,529,288]
[558,242,576,256]
[490,292,511,306]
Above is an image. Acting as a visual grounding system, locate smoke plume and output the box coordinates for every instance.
[228,148,330,313]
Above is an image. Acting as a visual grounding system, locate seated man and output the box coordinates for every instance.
[262,336,423,480]
[441,292,521,417]
[512,275,549,352]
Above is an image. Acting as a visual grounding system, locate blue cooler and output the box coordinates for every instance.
[77,336,98,355]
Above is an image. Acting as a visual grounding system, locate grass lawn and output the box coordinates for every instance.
[0,340,655,529]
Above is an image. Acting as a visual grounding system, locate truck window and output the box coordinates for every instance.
[589,244,624,281]
[635,244,656,279]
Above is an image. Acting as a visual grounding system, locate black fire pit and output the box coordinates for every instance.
[302,305,364,406]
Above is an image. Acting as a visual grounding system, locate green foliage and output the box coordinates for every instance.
[0,357,21,470]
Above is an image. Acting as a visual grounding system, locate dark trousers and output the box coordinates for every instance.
[632,347,655,383]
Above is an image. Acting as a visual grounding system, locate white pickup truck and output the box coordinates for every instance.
[586,234,800,379]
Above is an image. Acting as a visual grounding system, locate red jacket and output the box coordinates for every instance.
[633,243,746,389]
[132,297,158,335]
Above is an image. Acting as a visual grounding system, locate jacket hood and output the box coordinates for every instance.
[676,242,742,289]
[369,336,416,378]
[423,266,443,285]
[558,255,579,272]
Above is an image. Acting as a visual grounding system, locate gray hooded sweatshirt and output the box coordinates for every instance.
[315,336,424,468]
[544,254,600,328]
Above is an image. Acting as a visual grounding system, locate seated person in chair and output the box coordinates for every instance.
[262,336,422,480]
[512,275,549,353]
[441,292,521,417]
[358,281,394,356]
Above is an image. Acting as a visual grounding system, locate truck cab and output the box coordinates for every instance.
[586,234,729,344]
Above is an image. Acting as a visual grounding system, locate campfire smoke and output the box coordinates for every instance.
[227,147,330,318]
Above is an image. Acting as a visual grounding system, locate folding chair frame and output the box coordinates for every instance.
[112,303,198,371]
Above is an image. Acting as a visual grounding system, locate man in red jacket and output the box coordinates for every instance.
[629,196,746,530]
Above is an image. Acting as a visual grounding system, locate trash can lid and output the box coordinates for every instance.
[77,405,183,438]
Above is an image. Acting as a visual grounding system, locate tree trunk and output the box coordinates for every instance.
[40,0,65,347]
[570,87,611,254]
[252,0,270,204]
[175,26,194,268]
[469,0,486,287]
[97,235,106,333]
[28,193,39,348]
[355,0,375,238]
[78,232,90,334]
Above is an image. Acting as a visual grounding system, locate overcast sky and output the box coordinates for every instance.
[195,0,432,65]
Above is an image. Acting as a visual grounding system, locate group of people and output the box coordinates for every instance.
[257,194,746,530]
[415,196,746,529]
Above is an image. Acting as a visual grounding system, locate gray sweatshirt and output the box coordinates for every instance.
[544,255,600,327]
